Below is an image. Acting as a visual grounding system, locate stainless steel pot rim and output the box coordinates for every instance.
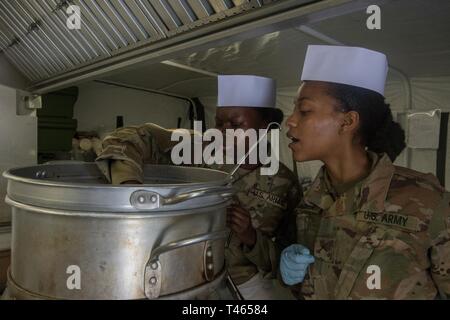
[4,164,234,212]
[3,164,232,189]
[5,196,229,218]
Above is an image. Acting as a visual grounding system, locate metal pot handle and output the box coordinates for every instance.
[130,185,233,210]
[144,229,229,299]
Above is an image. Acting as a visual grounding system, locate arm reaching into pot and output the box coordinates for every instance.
[96,123,177,185]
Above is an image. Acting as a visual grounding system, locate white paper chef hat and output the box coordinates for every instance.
[217,75,276,108]
[301,45,388,95]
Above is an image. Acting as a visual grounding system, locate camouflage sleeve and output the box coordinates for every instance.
[95,124,166,184]
[242,179,302,277]
[281,202,314,298]
[341,191,450,300]
[430,191,450,299]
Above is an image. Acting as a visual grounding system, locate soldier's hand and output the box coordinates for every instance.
[226,204,256,247]
[280,244,315,285]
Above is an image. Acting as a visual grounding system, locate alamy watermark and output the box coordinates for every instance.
[66,5,81,30]
[170,121,280,176]
[366,265,381,290]
[366,5,381,30]
[66,265,81,290]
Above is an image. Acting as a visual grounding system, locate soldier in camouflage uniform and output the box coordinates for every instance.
[96,75,302,299]
[281,45,450,299]
[221,162,300,299]
[291,151,450,299]
[96,123,176,185]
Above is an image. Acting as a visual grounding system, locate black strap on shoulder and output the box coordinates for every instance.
[436,112,449,187]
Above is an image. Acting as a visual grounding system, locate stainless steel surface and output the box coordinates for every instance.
[5,267,228,300]
[4,163,231,212]
[144,230,228,299]
[158,268,227,300]
[148,230,229,262]
[4,163,232,299]
[0,0,265,85]
[203,241,215,282]
[0,223,11,294]
[144,259,162,299]
[129,185,233,209]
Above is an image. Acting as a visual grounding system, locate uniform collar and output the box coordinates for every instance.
[304,152,395,213]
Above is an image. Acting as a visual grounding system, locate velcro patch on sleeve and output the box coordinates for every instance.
[356,211,421,232]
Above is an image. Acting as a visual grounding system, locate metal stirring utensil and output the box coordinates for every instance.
[227,121,281,180]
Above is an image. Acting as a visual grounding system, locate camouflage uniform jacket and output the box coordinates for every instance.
[293,152,450,299]
[96,123,302,285]
[223,163,301,285]
[96,124,174,184]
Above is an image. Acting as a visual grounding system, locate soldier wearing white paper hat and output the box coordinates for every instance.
[96,75,302,300]
[281,45,450,299]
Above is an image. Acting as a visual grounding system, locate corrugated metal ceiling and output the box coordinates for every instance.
[0,0,272,83]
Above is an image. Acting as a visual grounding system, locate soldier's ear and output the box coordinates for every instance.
[340,110,360,135]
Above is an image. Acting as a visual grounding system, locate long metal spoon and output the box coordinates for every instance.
[227,121,281,180]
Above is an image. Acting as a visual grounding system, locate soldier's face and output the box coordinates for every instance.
[286,81,347,162]
[215,107,265,132]
[215,107,267,160]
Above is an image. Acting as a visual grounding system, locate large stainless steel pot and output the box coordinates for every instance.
[3,163,233,300]
[0,223,11,294]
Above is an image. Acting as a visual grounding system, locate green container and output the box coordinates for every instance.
[37,87,78,118]
[37,86,79,154]
[38,117,78,152]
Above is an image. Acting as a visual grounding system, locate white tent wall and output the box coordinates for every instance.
[74,82,192,139]
[406,76,450,190]
[0,84,37,224]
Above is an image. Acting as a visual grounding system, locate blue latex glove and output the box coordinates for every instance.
[280,244,315,285]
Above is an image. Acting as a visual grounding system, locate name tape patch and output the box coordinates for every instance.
[356,211,421,232]
[248,188,287,210]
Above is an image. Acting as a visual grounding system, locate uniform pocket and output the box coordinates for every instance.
[333,227,387,299]
[296,208,322,251]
